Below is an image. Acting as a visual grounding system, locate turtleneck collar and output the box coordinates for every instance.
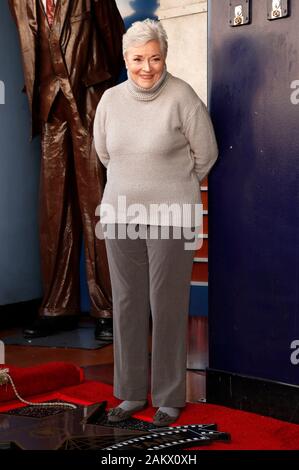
[126,66,169,101]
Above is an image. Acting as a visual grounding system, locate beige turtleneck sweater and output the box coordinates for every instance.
[93,69,218,227]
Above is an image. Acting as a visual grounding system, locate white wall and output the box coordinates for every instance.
[157,0,208,103]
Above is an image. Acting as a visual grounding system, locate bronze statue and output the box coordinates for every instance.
[8,0,125,339]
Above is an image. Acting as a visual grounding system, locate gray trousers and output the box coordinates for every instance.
[104,224,196,407]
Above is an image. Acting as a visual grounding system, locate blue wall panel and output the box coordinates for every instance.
[0,2,42,305]
[208,0,299,385]
[189,285,208,317]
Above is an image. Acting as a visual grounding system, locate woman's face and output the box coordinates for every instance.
[125,40,165,89]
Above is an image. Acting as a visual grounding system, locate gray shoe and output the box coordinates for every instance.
[107,401,148,423]
[152,410,179,427]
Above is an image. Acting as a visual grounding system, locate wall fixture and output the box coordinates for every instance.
[229,0,250,26]
[267,0,289,20]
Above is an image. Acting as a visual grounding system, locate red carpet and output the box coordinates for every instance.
[1,363,299,450]
[58,381,299,450]
[0,363,83,402]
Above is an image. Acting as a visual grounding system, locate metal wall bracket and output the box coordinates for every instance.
[229,0,251,27]
[267,0,289,20]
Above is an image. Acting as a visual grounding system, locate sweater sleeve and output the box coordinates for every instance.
[183,100,218,182]
[93,98,110,168]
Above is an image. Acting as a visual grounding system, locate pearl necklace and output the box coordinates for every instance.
[0,367,77,409]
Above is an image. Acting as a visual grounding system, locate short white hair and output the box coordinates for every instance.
[123,19,168,58]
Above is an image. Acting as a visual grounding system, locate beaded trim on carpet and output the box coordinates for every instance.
[0,367,76,409]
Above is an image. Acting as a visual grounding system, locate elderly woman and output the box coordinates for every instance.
[93,19,218,427]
